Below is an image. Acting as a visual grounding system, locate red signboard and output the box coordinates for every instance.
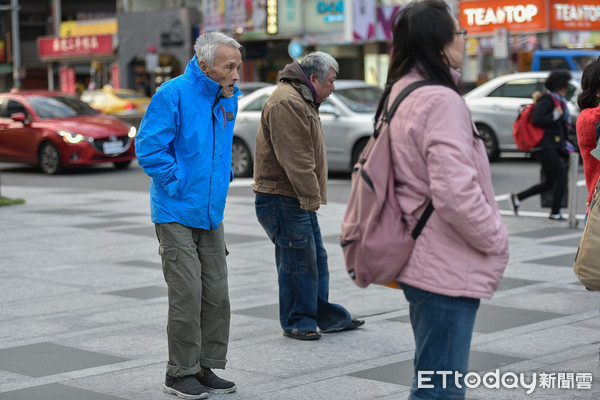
[59,66,76,95]
[550,1,600,31]
[459,0,548,35]
[37,34,115,61]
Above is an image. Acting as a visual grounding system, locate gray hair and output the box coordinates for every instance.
[194,32,242,68]
[299,51,339,83]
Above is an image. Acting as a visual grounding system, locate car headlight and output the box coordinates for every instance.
[128,126,137,138]
[58,130,86,144]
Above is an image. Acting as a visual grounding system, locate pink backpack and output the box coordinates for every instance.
[340,81,435,288]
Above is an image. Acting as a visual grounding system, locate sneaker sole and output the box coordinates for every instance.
[163,384,209,400]
[205,384,237,394]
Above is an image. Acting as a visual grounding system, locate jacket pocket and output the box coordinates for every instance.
[275,236,310,275]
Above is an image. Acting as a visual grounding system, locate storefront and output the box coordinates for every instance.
[37,33,118,94]
[459,0,600,83]
[117,8,199,95]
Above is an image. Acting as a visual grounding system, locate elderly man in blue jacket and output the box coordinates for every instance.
[135,32,242,400]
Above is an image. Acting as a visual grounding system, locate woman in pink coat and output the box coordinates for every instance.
[376,1,510,398]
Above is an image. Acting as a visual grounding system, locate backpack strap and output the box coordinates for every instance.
[380,80,438,240]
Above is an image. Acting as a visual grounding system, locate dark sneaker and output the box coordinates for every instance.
[196,368,237,394]
[164,374,209,400]
[510,193,520,216]
[549,214,566,221]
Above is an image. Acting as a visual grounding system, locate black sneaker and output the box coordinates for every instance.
[549,214,566,221]
[196,368,237,394]
[510,193,520,216]
[164,374,209,400]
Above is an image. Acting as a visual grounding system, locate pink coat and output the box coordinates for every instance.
[389,69,509,299]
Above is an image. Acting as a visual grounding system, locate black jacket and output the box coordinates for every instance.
[531,93,569,151]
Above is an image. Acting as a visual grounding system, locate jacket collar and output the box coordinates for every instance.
[184,56,223,99]
[277,62,317,104]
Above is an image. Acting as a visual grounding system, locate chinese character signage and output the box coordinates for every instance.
[37,34,116,62]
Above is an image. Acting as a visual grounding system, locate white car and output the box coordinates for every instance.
[463,71,581,161]
[231,80,383,177]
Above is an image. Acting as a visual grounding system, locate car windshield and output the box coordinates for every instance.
[28,95,98,118]
[333,86,383,113]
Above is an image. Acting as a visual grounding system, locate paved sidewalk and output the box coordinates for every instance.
[1,184,599,400]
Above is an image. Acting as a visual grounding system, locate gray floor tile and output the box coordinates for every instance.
[225,232,266,244]
[389,304,564,334]
[233,303,279,320]
[323,234,341,245]
[26,208,96,215]
[117,260,161,269]
[75,221,130,229]
[348,351,525,386]
[497,277,542,291]
[0,343,128,378]
[473,304,565,333]
[105,285,167,299]
[526,252,577,267]
[512,228,578,238]
[544,236,581,247]
[0,383,126,400]
[93,212,147,219]
[112,226,156,237]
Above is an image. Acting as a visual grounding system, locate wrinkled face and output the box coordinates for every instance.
[311,68,337,103]
[443,18,465,70]
[200,45,242,97]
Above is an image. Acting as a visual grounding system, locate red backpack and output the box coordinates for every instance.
[340,81,435,288]
[512,96,559,151]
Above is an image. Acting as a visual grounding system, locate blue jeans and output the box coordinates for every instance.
[400,283,480,400]
[255,194,352,333]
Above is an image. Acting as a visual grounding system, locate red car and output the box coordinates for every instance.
[0,90,137,174]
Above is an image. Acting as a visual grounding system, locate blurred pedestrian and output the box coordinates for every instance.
[253,51,364,341]
[576,56,600,222]
[379,0,509,398]
[135,32,242,400]
[511,70,573,220]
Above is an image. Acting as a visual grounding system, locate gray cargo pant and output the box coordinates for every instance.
[155,222,230,377]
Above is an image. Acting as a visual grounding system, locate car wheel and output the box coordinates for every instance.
[38,142,62,174]
[351,138,370,168]
[114,160,132,170]
[231,137,253,177]
[475,124,500,162]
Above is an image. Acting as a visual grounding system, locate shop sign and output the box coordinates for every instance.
[376,6,402,41]
[304,0,346,34]
[353,0,376,41]
[277,0,302,35]
[459,0,547,35]
[59,66,76,95]
[38,34,116,62]
[550,1,600,30]
[204,0,225,32]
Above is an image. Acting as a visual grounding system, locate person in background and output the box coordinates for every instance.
[135,32,242,400]
[379,1,509,398]
[511,70,573,221]
[576,57,600,223]
[253,51,364,341]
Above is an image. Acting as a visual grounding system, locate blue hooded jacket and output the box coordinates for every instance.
[135,57,239,229]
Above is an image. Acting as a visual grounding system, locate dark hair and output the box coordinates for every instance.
[577,56,600,110]
[544,70,571,92]
[375,0,458,121]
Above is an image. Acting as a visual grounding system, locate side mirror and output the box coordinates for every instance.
[10,112,27,122]
[320,104,339,116]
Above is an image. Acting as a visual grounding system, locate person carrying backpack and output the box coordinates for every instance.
[378,1,509,398]
[510,70,573,220]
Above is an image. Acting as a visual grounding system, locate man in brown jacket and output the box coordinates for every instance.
[253,51,364,340]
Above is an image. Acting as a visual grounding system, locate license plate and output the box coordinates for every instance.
[103,140,125,154]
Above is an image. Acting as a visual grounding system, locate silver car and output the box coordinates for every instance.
[231,80,383,177]
[463,71,581,161]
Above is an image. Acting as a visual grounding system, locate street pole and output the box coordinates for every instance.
[10,0,20,89]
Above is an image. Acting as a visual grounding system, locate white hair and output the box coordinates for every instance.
[194,32,241,68]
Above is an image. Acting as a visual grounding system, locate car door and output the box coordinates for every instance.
[0,99,38,163]
[319,97,354,170]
